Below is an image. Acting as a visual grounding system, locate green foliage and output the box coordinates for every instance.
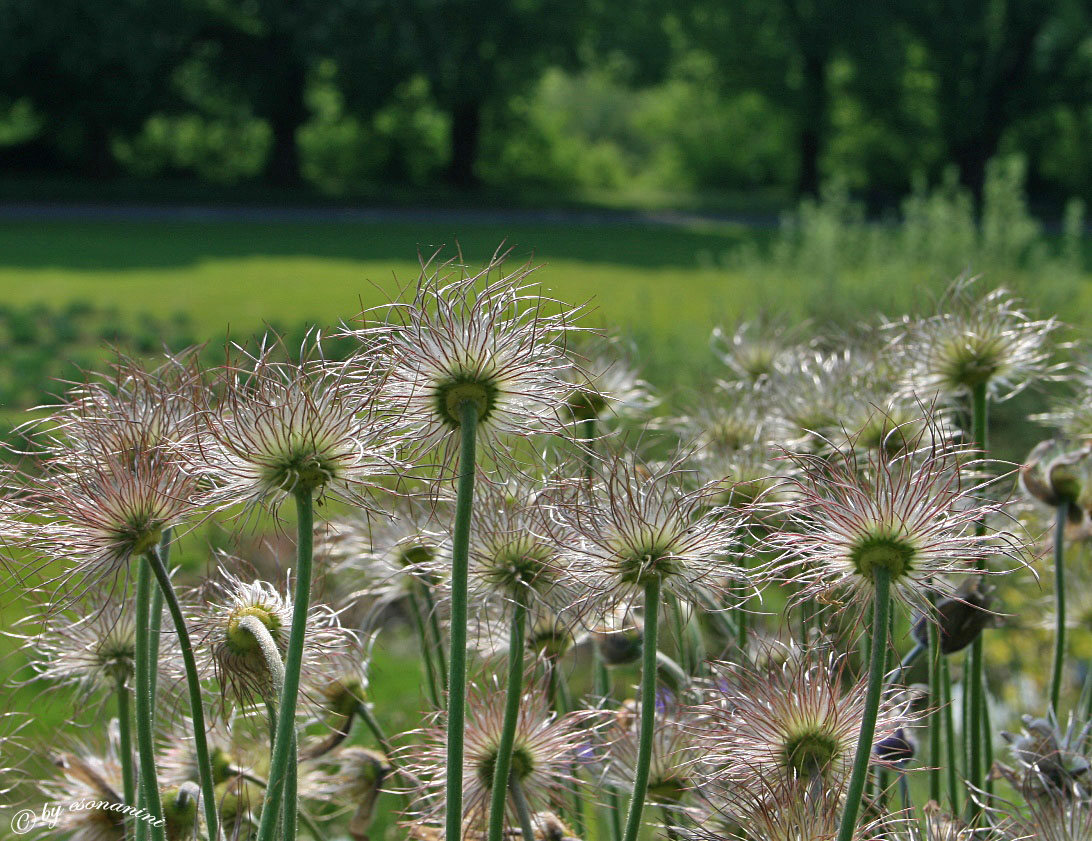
[719,155,1086,324]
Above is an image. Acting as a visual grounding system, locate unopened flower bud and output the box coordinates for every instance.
[594,627,642,667]
[1021,439,1089,521]
[163,782,200,841]
[873,729,915,765]
[911,579,992,655]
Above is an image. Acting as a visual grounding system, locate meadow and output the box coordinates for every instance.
[3,167,1092,841]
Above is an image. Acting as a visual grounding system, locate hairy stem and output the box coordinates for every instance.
[510,773,537,841]
[134,558,166,841]
[487,600,528,841]
[836,567,890,841]
[255,488,314,841]
[593,647,622,841]
[116,671,135,814]
[942,657,960,813]
[928,614,942,804]
[136,534,168,841]
[144,548,220,841]
[621,577,662,841]
[966,380,988,823]
[1052,504,1068,716]
[445,401,479,841]
[407,588,442,710]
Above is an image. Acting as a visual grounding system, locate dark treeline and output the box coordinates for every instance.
[1,0,1091,204]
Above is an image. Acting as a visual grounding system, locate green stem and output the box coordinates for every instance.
[116,671,136,813]
[487,600,528,841]
[445,401,479,841]
[836,567,890,841]
[592,646,621,841]
[420,584,449,695]
[660,807,679,841]
[356,702,396,759]
[966,381,988,824]
[407,588,442,710]
[144,549,220,841]
[621,577,661,841]
[255,488,314,841]
[136,535,167,841]
[283,732,298,841]
[928,615,942,804]
[134,558,166,841]
[941,656,959,813]
[509,773,537,841]
[1052,504,1068,716]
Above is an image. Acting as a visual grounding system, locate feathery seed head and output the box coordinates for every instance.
[760,419,1024,620]
[194,336,400,512]
[360,251,584,464]
[893,274,1064,402]
[398,678,604,835]
[556,452,747,608]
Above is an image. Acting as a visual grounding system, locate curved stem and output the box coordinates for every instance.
[836,567,890,841]
[116,671,136,813]
[1052,504,1068,716]
[621,577,661,841]
[134,558,166,841]
[445,401,479,841]
[136,535,168,841]
[255,488,314,841]
[144,549,220,841]
[420,584,449,695]
[487,600,528,841]
[407,588,442,710]
[884,641,925,685]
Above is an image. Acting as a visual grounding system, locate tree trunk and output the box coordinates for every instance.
[447,100,481,189]
[264,57,308,187]
[796,53,828,197]
[84,123,118,178]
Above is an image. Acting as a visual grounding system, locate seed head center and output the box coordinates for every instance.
[851,535,915,582]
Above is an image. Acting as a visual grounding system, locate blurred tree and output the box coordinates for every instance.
[0,0,200,174]
[388,0,588,187]
[899,0,1092,200]
[190,0,411,186]
[686,0,897,197]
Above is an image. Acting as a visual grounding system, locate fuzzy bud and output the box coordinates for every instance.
[911,580,992,655]
[163,783,200,841]
[1021,439,1089,522]
[594,627,642,668]
[873,729,915,765]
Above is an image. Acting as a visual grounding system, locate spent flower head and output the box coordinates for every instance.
[688,645,911,796]
[13,590,177,703]
[192,565,355,710]
[358,250,585,465]
[760,419,1025,621]
[892,274,1065,403]
[192,335,401,513]
[398,677,603,836]
[555,451,749,610]
[16,444,198,593]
